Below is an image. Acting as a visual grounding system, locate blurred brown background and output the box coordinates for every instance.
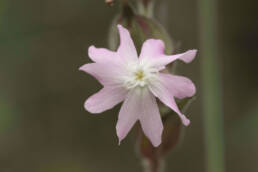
[0,0,257,171]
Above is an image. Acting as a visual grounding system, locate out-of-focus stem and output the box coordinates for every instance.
[137,0,155,17]
[198,0,225,172]
[141,0,152,7]
[122,0,129,4]
[142,158,164,172]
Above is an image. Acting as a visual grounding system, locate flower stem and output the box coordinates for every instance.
[142,158,164,172]
[198,0,225,172]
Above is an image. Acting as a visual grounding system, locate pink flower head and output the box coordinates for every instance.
[80,25,197,147]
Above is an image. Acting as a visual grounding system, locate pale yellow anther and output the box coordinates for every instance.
[135,70,144,81]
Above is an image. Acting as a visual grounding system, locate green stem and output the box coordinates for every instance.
[198,0,225,172]
[142,158,164,172]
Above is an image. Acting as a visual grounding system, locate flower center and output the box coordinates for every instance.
[135,69,144,81]
[123,60,158,89]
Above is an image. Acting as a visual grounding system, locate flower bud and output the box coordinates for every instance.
[108,3,174,54]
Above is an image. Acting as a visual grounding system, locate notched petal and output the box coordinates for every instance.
[88,45,118,63]
[85,86,127,114]
[178,49,197,63]
[160,73,196,99]
[151,49,198,68]
[117,24,138,61]
[148,81,191,126]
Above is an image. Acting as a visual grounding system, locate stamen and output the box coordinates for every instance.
[123,61,158,89]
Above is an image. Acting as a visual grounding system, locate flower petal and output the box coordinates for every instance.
[159,73,196,99]
[139,38,197,67]
[153,50,197,68]
[117,25,138,61]
[139,39,165,59]
[116,88,141,145]
[116,88,163,147]
[88,45,119,63]
[139,89,163,147]
[85,86,128,113]
[149,81,190,126]
[79,63,125,86]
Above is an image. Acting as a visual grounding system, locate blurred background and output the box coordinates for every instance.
[0,0,257,171]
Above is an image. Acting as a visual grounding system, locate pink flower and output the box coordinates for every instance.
[80,25,197,147]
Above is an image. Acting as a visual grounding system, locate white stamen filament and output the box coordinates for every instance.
[123,60,159,89]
